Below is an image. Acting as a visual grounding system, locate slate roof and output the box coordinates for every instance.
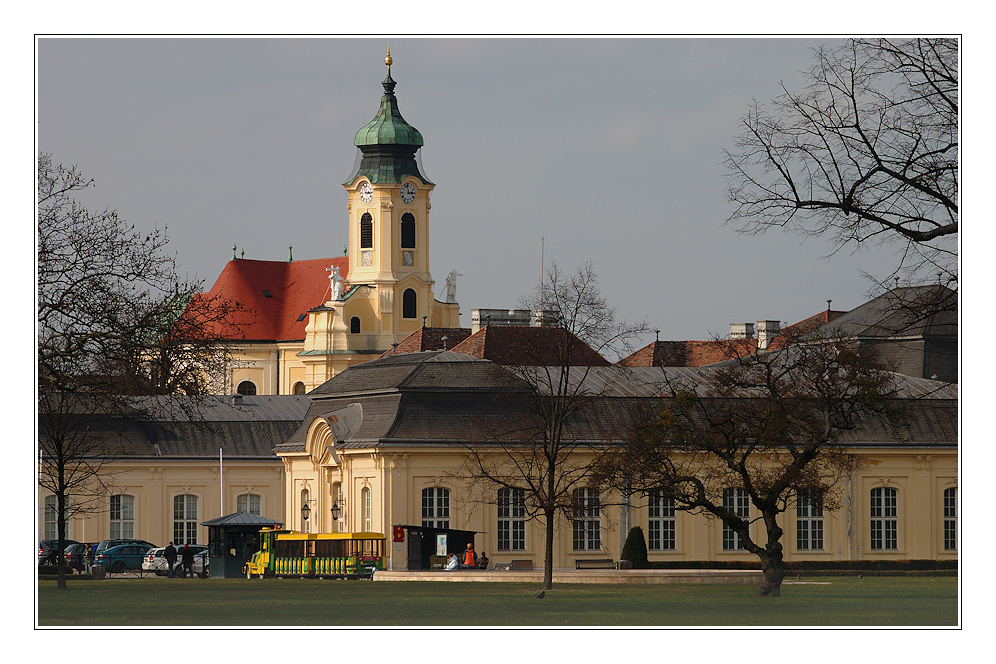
[40,395,312,460]
[188,257,348,342]
[201,511,284,527]
[276,353,957,454]
[817,285,957,340]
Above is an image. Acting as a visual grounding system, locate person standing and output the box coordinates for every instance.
[463,542,477,568]
[83,544,94,574]
[164,541,177,578]
[181,543,194,578]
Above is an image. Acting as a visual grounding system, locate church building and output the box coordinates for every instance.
[197,50,460,396]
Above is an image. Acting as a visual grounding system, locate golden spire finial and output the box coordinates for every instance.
[385,47,393,68]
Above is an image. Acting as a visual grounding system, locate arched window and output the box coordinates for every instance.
[173,494,198,545]
[301,488,311,534]
[293,381,306,395]
[497,488,525,551]
[870,487,898,550]
[43,495,59,540]
[360,213,373,249]
[402,288,417,319]
[350,316,361,333]
[421,487,450,529]
[648,491,676,551]
[722,487,749,550]
[943,487,957,551]
[110,494,135,539]
[401,213,416,249]
[572,488,600,551]
[362,487,372,532]
[237,493,261,516]
[236,380,256,396]
[332,482,343,532]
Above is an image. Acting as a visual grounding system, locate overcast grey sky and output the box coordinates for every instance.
[38,37,915,348]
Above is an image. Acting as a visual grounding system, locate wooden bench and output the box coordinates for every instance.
[494,559,534,571]
[576,558,614,569]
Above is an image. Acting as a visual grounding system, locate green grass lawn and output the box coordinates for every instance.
[37,576,958,627]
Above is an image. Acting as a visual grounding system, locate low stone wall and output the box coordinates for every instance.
[374,569,763,584]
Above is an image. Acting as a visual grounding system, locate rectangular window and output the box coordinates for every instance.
[109,494,135,540]
[943,487,956,551]
[497,488,526,551]
[648,491,676,551]
[421,487,449,529]
[173,494,198,545]
[796,491,824,551]
[870,487,898,550]
[572,488,601,551]
[722,488,749,551]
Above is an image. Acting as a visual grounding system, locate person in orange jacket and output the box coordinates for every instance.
[463,542,477,568]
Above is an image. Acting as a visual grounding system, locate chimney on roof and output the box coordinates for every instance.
[756,320,781,350]
[231,393,243,407]
[730,323,755,340]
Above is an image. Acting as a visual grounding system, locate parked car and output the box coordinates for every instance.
[39,539,78,565]
[64,543,99,573]
[94,538,156,557]
[143,545,210,578]
[94,543,154,573]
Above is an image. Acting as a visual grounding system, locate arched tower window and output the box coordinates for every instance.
[350,316,361,333]
[236,381,257,396]
[402,288,417,319]
[401,213,416,249]
[360,213,373,249]
[293,381,306,395]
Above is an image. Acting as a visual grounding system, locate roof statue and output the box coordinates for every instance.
[445,270,462,303]
[328,264,344,301]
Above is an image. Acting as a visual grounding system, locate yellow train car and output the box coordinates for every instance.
[244,529,385,579]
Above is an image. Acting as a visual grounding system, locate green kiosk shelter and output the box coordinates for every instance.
[202,511,283,578]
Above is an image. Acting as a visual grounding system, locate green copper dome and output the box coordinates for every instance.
[353,70,424,148]
[345,57,432,186]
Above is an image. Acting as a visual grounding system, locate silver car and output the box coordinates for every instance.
[142,545,209,578]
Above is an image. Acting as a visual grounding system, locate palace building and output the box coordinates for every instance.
[39,53,958,572]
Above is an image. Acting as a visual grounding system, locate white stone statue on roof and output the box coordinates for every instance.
[329,264,344,301]
[445,269,462,303]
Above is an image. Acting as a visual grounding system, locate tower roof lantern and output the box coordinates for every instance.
[353,50,424,149]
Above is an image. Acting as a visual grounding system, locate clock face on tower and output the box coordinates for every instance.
[401,182,416,204]
[359,182,373,203]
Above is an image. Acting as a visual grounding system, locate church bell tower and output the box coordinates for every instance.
[343,49,436,340]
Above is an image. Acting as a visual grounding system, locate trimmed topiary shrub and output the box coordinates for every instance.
[620,526,649,568]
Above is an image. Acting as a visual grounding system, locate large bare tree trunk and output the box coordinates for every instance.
[543,508,554,590]
[757,515,785,597]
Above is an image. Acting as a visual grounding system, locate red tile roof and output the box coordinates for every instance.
[617,310,847,367]
[381,327,472,356]
[192,257,348,341]
[450,326,610,366]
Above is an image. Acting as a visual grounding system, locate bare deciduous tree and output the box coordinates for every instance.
[724,38,958,284]
[595,329,908,597]
[37,153,242,588]
[461,261,647,590]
